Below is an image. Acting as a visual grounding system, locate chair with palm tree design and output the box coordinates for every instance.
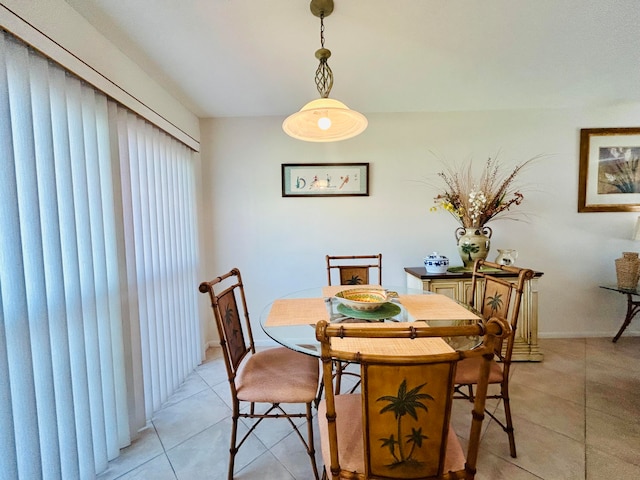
[454,259,534,458]
[316,317,510,480]
[326,254,382,286]
[324,254,383,397]
[199,268,320,480]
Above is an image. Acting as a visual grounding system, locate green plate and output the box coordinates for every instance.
[336,302,401,321]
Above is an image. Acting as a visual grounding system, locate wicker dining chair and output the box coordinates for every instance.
[316,317,510,480]
[454,259,535,458]
[199,268,320,480]
[324,254,383,397]
[326,254,382,286]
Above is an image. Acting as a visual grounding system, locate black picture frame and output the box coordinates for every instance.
[281,163,369,197]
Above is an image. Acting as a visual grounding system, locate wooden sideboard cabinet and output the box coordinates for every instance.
[405,266,544,362]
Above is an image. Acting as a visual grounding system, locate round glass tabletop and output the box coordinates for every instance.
[260,285,481,357]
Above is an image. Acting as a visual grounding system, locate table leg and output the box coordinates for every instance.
[613,293,640,342]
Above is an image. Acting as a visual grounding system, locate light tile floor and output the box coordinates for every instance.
[97,337,640,479]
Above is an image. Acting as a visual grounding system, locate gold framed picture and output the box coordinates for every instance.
[579,127,640,212]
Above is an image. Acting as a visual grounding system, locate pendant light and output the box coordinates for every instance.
[282,0,367,142]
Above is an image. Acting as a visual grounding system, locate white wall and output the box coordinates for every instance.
[200,105,640,344]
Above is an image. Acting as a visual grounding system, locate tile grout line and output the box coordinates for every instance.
[150,421,179,480]
[154,374,229,480]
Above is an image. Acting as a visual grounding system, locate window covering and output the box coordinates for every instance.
[0,29,201,479]
[112,103,200,415]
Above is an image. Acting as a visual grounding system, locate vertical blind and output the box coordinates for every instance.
[0,29,201,479]
[112,104,200,416]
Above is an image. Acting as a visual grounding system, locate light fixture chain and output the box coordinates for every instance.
[320,12,325,48]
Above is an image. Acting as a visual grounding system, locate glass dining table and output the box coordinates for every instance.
[259,285,483,357]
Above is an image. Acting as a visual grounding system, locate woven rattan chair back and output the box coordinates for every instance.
[316,318,510,480]
[326,254,382,286]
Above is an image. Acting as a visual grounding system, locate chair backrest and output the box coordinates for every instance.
[198,268,255,388]
[326,254,382,286]
[469,259,534,361]
[316,318,510,480]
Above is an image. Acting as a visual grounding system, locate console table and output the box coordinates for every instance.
[405,266,544,361]
[599,285,640,342]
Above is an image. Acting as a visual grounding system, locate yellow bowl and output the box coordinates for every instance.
[334,288,391,312]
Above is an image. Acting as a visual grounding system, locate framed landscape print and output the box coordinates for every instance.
[281,163,369,197]
[578,127,640,212]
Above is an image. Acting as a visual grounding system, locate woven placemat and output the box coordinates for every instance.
[265,298,330,326]
[331,336,453,356]
[321,284,383,298]
[398,294,480,321]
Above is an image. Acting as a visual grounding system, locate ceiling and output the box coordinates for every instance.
[64,0,640,119]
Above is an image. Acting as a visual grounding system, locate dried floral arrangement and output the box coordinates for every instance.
[432,156,537,229]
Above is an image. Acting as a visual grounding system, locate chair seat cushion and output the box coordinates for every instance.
[454,355,504,385]
[236,347,319,403]
[318,394,465,476]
